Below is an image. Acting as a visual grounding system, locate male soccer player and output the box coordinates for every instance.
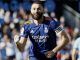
[14,2,69,60]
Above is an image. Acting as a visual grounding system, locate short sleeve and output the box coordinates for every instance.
[20,24,29,38]
[73,38,80,50]
[49,20,60,30]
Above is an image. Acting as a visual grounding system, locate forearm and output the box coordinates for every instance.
[72,49,76,60]
[16,41,25,52]
[52,31,69,53]
[52,39,68,53]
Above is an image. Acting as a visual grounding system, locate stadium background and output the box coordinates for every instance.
[0,0,79,60]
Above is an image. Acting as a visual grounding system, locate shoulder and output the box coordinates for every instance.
[22,20,34,31]
[49,20,60,29]
[24,20,32,25]
[50,20,60,25]
[22,23,30,31]
[23,20,33,27]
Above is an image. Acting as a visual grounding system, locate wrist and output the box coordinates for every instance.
[52,50,57,54]
[51,50,56,57]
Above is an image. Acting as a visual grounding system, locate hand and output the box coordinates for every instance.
[14,35,19,43]
[45,50,55,58]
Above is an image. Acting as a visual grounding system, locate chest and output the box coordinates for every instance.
[29,24,50,41]
[30,24,49,36]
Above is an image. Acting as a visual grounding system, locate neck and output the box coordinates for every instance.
[33,16,43,25]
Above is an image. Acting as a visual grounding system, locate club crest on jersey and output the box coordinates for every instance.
[44,27,48,33]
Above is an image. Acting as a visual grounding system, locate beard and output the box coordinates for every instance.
[31,13,43,20]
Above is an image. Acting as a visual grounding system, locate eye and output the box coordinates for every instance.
[38,8,41,11]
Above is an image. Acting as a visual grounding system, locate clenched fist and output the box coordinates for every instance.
[45,50,55,58]
[14,35,19,43]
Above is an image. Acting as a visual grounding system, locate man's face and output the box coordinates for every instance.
[31,3,44,20]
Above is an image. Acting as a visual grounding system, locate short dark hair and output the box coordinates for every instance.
[32,1,43,7]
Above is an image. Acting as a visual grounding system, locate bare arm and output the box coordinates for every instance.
[45,30,70,58]
[72,49,76,60]
[14,35,27,52]
[45,22,70,58]
[52,31,70,53]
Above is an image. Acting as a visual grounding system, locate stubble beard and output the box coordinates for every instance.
[31,13,43,20]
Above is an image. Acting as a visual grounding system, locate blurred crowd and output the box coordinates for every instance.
[0,0,80,60]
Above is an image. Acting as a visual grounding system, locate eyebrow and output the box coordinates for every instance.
[32,6,42,9]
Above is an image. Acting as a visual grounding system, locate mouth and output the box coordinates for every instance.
[34,14,39,16]
[34,14,39,17]
[31,13,43,20]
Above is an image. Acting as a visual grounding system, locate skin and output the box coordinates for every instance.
[30,3,43,21]
[72,48,76,60]
[14,3,69,59]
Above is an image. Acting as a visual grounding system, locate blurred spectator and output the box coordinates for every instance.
[3,34,15,60]
[0,8,4,18]
[3,3,9,11]
[0,8,5,40]
[0,8,5,27]
[12,12,19,24]
[72,33,80,60]
[57,31,71,60]
[50,12,58,21]
[60,16,65,27]
[22,1,31,11]
[10,0,19,12]
[73,28,79,39]
[0,38,6,60]
[0,1,3,8]
[4,11,10,24]
[57,41,72,60]
[43,7,52,21]
[19,6,30,20]
[3,25,11,38]
[44,0,55,12]
[0,34,16,60]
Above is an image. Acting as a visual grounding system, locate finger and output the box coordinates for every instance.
[46,53,51,58]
